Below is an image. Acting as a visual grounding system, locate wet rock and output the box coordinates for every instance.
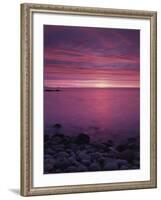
[86,147,95,154]
[45,148,54,155]
[135,152,140,160]
[44,131,139,173]
[125,163,133,169]
[81,159,91,166]
[130,165,139,169]
[77,151,90,161]
[117,149,135,162]
[68,156,77,165]
[128,143,139,151]
[51,133,65,140]
[55,168,62,173]
[66,166,78,172]
[92,143,106,151]
[68,153,76,161]
[52,144,65,152]
[105,139,114,147]
[51,136,63,145]
[76,133,90,145]
[72,160,80,167]
[116,144,127,152]
[120,165,129,170]
[89,162,101,171]
[69,143,78,151]
[117,159,128,167]
[104,140,114,151]
[44,154,53,159]
[44,159,55,173]
[44,140,51,146]
[78,144,86,150]
[103,151,115,159]
[127,137,137,143]
[107,147,118,158]
[77,164,88,172]
[133,159,140,167]
[63,136,72,145]
[44,134,50,141]
[97,156,106,166]
[68,151,76,158]
[104,157,116,163]
[56,151,69,158]
[54,157,71,170]
[90,152,103,161]
[103,161,118,170]
[109,147,117,153]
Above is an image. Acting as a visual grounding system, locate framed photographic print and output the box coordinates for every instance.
[20,3,157,196]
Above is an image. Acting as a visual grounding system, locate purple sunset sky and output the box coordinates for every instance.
[44,25,140,88]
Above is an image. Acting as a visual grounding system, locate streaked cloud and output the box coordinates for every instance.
[44,25,140,88]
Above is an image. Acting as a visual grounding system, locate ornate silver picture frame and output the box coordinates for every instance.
[21,3,157,196]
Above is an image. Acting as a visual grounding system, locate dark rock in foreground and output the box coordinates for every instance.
[75,133,90,145]
[44,132,140,174]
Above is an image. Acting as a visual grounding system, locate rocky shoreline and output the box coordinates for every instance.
[44,130,140,174]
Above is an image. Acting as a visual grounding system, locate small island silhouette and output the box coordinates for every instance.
[45,87,61,92]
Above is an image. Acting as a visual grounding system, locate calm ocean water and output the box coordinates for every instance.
[44,88,140,142]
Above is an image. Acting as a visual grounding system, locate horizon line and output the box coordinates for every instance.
[44,86,140,89]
